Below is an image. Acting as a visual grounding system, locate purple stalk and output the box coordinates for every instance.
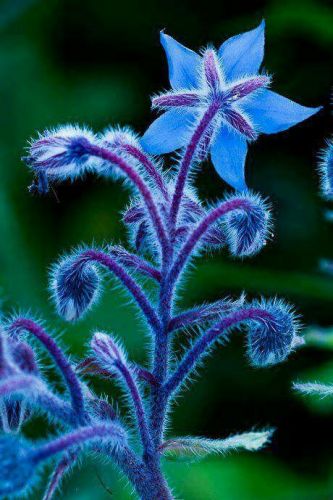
[43,452,77,500]
[169,102,220,230]
[32,423,126,463]
[77,357,157,387]
[114,359,153,457]
[0,374,36,396]
[109,245,161,282]
[0,374,77,425]
[121,143,169,199]
[146,105,223,449]
[165,308,272,395]
[80,249,161,333]
[169,197,252,287]
[86,144,170,259]
[8,318,85,421]
[168,299,237,333]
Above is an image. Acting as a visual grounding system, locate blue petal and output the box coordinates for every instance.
[160,32,201,90]
[243,89,322,134]
[210,126,248,191]
[141,109,197,155]
[218,20,265,82]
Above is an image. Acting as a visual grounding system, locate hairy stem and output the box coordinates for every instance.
[80,249,161,333]
[115,360,154,458]
[122,143,169,199]
[169,197,252,288]
[169,102,220,230]
[8,318,85,422]
[165,308,272,395]
[86,144,170,261]
[109,245,161,282]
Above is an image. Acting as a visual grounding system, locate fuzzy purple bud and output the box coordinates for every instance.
[50,254,100,321]
[223,192,272,257]
[91,332,127,372]
[247,299,301,367]
[24,125,97,185]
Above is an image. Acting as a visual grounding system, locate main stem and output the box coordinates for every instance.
[143,107,221,499]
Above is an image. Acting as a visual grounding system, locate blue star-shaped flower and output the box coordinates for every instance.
[141,20,321,190]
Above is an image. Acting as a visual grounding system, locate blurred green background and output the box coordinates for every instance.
[0,0,333,498]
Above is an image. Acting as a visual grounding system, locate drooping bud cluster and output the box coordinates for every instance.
[223,192,272,257]
[50,253,100,321]
[246,299,301,367]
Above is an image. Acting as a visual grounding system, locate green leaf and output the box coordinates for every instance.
[293,382,333,397]
[160,430,273,462]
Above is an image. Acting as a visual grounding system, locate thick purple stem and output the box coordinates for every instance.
[81,249,161,333]
[169,102,220,230]
[165,308,272,395]
[8,318,85,421]
[109,246,161,282]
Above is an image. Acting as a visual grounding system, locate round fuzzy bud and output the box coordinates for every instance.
[24,125,97,184]
[50,254,100,322]
[223,192,272,257]
[0,434,37,496]
[247,299,301,367]
[91,332,127,373]
[319,140,333,200]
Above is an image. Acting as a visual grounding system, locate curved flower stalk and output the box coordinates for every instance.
[0,20,311,499]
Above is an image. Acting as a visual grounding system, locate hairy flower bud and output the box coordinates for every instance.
[91,332,127,373]
[0,434,37,496]
[50,254,100,322]
[319,140,333,200]
[247,299,301,367]
[24,125,97,186]
[223,192,272,257]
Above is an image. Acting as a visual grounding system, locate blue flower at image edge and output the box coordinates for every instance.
[141,20,321,190]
